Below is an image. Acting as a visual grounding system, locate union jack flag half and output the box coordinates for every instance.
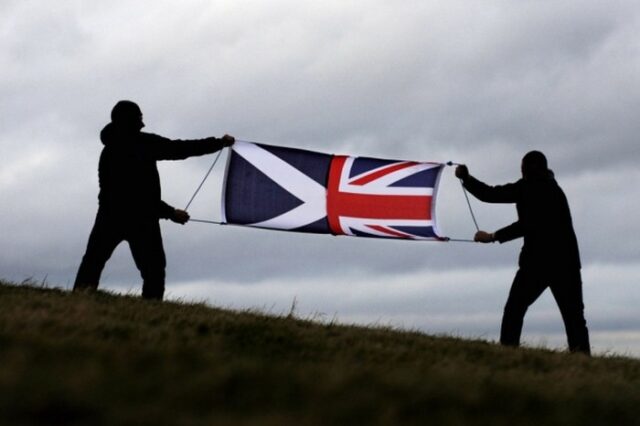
[222,141,445,240]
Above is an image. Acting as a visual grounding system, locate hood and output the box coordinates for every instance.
[100,122,140,146]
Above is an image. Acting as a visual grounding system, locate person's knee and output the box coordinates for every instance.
[140,267,165,283]
[78,246,113,271]
[565,313,588,332]
[558,300,587,324]
[503,301,527,318]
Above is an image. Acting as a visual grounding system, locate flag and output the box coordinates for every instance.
[222,141,445,240]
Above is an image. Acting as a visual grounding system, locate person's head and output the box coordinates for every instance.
[111,100,144,131]
[521,150,550,180]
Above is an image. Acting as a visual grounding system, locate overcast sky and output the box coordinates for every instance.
[2,0,639,356]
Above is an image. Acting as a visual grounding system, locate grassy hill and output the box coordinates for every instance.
[1,280,639,425]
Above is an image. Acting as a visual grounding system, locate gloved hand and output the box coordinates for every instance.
[455,165,469,180]
[220,134,235,147]
[171,209,190,225]
[474,231,495,243]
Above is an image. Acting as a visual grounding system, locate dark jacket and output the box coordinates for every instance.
[462,173,581,270]
[98,122,226,220]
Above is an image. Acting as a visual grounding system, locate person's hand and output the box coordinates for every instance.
[455,165,469,180]
[221,134,235,147]
[171,209,190,225]
[474,231,495,243]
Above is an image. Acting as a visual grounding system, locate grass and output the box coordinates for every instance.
[1,279,639,425]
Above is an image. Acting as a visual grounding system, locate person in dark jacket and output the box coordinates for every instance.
[455,151,590,354]
[74,100,234,300]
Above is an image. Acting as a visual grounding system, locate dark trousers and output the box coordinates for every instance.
[500,267,591,355]
[74,210,166,300]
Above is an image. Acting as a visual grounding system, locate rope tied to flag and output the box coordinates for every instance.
[184,148,225,211]
[445,161,480,233]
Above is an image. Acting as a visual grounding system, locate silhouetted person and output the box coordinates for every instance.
[455,151,590,355]
[74,100,234,300]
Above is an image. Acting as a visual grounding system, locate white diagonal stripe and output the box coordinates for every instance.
[232,142,326,230]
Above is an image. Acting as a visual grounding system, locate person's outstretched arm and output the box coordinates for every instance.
[149,134,235,160]
[455,165,519,203]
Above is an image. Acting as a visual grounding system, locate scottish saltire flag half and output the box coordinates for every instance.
[222,141,445,240]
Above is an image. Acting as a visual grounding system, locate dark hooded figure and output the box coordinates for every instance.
[455,151,590,355]
[74,100,234,300]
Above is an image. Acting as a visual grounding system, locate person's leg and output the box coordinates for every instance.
[550,269,591,355]
[500,269,548,347]
[74,212,123,291]
[128,220,167,301]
